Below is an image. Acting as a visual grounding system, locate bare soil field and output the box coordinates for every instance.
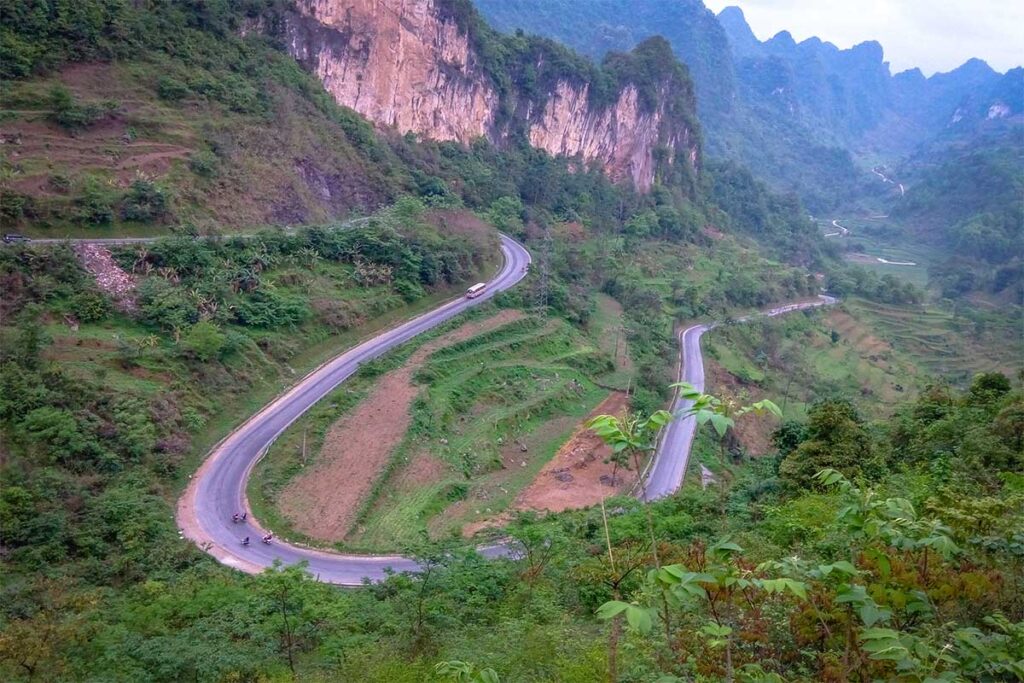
[705,359,776,456]
[279,310,524,542]
[462,390,633,537]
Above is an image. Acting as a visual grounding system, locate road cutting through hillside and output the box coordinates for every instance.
[177,234,530,584]
[641,295,838,501]
[178,230,833,584]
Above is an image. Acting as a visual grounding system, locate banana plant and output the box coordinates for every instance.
[586,410,673,496]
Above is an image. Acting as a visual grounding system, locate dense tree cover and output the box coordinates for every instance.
[895,138,1024,300]
[824,266,923,306]
[703,160,824,266]
[0,0,290,80]
[439,0,700,127]
[473,0,870,214]
[475,0,734,120]
[777,400,883,488]
[702,160,923,305]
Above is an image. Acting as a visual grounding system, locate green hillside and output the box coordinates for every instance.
[1,2,1021,682]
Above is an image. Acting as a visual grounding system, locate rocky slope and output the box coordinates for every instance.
[285,0,700,192]
[474,0,1021,211]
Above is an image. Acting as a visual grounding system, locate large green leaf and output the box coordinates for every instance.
[595,600,630,621]
[709,413,733,437]
[625,605,654,634]
[859,603,892,627]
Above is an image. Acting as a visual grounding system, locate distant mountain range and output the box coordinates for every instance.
[474,0,1023,211]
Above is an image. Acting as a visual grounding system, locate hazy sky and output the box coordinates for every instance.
[703,0,1024,75]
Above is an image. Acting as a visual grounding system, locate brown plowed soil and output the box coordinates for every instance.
[705,359,776,456]
[462,390,633,537]
[279,309,524,542]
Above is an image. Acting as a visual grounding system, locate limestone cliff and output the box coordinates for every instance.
[286,0,700,192]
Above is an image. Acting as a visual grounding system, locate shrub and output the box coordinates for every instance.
[188,150,220,178]
[0,192,34,222]
[137,278,199,330]
[67,290,112,322]
[75,179,117,225]
[48,85,105,130]
[180,321,227,361]
[156,76,190,101]
[121,179,169,223]
[48,173,72,193]
[233,289,310,328]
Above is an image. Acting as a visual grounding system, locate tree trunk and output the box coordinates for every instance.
[608,588,622,683]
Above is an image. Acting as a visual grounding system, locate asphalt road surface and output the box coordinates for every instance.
[177,234,531,585]
[641,295,838,501]
[179,229,830,583]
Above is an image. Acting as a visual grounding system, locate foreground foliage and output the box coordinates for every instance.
[3,336,1021,680]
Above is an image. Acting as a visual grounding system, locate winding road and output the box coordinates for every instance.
[641,295,837,501]
[177,234,530,584]
[176,228,835,583]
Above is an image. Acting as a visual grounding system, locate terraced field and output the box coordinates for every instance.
[705,296,1021,436]
[252,310,620,552]
[845,299,1022,381]
[355,315,613,548]
[704,304,913,428]
[821,218,937,289]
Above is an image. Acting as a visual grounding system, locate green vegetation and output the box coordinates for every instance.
[254,312,617,551]
[440,0,700,141]
[895,139,1023,301]
[5,324,1020,681]
[473,0,868,214]
[0,0,707,237]
[703,297,1022,432]
[361,316,610,547]
[0,200,491,570]
[2,2,1020,681]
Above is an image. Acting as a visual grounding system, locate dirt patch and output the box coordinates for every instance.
[826,310,891,357]
[74,243,137,312]
[391,450,451,490]
[705,359,776,456]
[462,391,634,537]
[514,391,634,510]
[280,309,524,542]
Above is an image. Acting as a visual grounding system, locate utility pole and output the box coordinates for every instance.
[537,223,552,311]
[301,427,307,466]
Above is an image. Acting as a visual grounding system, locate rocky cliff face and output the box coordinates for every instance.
[528,81,697,189]
[286,0,699,192]
[288,0,499,143]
